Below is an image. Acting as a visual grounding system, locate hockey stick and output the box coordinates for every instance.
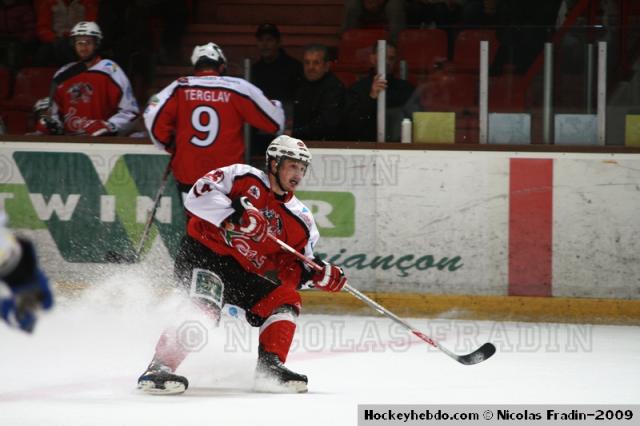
[266,234,496,366]
[105,162,172,263]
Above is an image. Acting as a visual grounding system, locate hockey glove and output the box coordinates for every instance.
[312,261,347,292]
[1,239,53,333]
[84,120,116,136]
[230,196,268,242]
[35,116,63,135]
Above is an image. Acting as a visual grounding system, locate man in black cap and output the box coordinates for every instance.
[252,23,302,107]
[251,23,303,156]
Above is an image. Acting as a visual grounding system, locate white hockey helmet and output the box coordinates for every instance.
[266,135,312,169]
[70,21,103,42]
[191,42,227,66]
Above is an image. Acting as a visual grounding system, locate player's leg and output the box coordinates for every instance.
[248,285,307,393]
[137,328,191,395]
[138,236,224,394]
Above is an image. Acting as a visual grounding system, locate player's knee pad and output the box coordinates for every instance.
[188,268,224,324]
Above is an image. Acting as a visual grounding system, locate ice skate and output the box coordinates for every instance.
[254,348,308,393]
[137,361,189,395]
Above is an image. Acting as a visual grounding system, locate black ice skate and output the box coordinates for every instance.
[137,361,189,395]
[254,347,308,393]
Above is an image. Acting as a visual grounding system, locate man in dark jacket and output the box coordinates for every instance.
[291,44,345,141]
[344,42,414,142]
[251,23,303,156]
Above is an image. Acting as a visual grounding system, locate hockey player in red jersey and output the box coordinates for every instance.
[137,136,346,394]
[35,21,139,136]
[144,42,285,201]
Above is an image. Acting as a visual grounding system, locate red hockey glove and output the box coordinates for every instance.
[35,116,63,135]
[231,196,268,242]
[83,120,116,136]
[312,262,347,292]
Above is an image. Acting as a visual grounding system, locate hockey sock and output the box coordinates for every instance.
[258,308,296,363]
[152,327,190,371]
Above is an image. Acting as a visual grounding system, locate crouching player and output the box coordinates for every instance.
[137,135,346,394]
[0,212,53,333]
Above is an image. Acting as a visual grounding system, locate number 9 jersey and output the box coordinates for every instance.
[143,73,285,186]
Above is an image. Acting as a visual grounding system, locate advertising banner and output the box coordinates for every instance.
[1,142,639,299]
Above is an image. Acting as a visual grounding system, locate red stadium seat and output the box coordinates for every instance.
[489,74,526,112]
[336,28,389,72]
[1,110,31,134]
[452,29,499,72]
[0,67,56,111]
[418,72,477,112]
[0,66,11,100]
[397,29,448,73]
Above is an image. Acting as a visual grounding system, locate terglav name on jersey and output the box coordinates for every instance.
[184,89,230,103]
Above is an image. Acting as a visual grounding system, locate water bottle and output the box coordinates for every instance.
[401,118,412,143]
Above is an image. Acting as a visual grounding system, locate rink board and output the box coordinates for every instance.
[1,142,639,308]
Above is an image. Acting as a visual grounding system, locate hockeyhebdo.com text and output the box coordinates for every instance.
[175,318,594,355]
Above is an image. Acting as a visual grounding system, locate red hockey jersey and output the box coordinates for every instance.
[144,74,285,186]
[184,164,318,288]
[50,58,139,135]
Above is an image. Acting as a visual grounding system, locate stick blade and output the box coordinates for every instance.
[455,343,496,365]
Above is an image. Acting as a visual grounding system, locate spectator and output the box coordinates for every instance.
[252,23,303,108]
[144,42,284,204]
[344,42,414,142]
[0,0,37,69]
[291,44,345,141]
[35,21,140,136]
[341,0,406,43]
[34,0,98,66]
[251,23,303,158]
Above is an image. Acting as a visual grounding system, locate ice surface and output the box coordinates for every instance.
[1,272,639,426]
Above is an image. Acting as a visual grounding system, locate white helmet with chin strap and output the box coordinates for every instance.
[191,42,227,67]
[265,135,312,171]
[70,21,103,43]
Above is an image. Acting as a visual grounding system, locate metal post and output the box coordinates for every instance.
[243,58,251,163]
[597,41,607,145]
[376,40,386,143]
[543,43,553,144]
[479,41,489,144]
[586,43,594,114]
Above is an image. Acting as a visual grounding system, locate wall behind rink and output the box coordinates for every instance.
[1,141,639,302]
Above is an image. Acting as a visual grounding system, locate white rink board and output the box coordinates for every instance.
[304,149,640,298]
[303,150,510,295]
[1,142,640,298]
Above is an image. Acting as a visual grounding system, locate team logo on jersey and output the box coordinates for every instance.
[221,226,266,269]
[248,185,260,199]
[204,169,224,183]
[263,209,282,236]
[67,82,93,104]
[103,61,117,73]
